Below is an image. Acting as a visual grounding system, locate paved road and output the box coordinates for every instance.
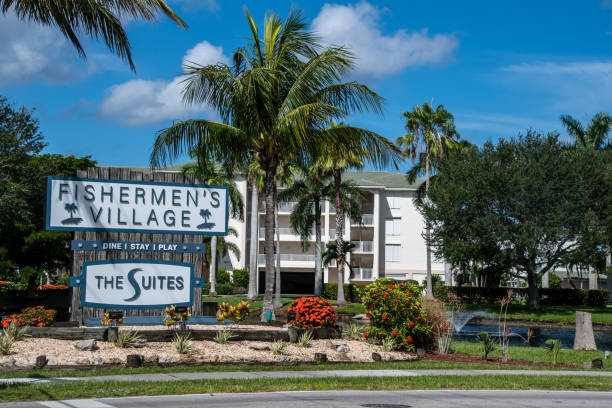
[2,369,612,385]
[2,390,612,408]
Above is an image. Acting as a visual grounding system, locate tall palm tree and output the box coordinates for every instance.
[279,163,363,296]
[560,113,611,150]
[246,164,261,300]
[398,102,459,299]
[182,157,244,295]
[1,0,186,71]
[151,9,395,319]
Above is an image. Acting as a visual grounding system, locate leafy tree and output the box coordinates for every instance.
[151,9,395,318]
[420,131,606,310]
[0,96,95,285]
[398,102,460,299]
[560,112,611,150]
[1,0,186,71]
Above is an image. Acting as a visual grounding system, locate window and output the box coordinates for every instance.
[385,244,401,262]
[387,196,401,209]
[385,218,401,236]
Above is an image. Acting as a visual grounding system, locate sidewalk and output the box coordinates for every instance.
[2,369,612,385]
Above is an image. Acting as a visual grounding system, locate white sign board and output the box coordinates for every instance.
[79,260,195,309]
[46,176,228,235]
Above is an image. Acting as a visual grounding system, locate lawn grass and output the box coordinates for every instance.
[2,375,611,402]
[452,341,610,369]
[335,302,366,315]
[464,304,612,325]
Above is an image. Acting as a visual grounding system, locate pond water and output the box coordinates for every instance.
[455,324,612,350]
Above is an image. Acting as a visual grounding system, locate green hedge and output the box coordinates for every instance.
[232,268,249,288]
[323,283,362,303]
[433,286,609,307]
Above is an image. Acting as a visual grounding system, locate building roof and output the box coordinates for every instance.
[343,171,423,190]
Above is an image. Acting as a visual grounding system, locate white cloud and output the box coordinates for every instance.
[0,12,85,84]
[311,1,458,78]
[455,113,559,136]
[98,41,228,126]
[500,60,612,115]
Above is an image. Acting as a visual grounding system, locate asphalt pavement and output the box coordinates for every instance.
[2,390,612,408]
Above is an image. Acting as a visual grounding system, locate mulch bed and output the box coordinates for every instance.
[426,351,578,369]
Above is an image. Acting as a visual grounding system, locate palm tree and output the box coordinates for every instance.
[1,0,186,71]
[322,240,356,279]
[560,113,611,150]
[203,227,240,280]
[398,102,460,299]
[151,9,395,319]
[279,163,363,296]
[182,157,244,296]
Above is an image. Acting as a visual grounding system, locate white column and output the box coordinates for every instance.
[344,212,350,284]
[323,200,330,284]
[372,190,380,280]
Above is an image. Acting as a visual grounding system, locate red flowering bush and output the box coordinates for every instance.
[361,279,430,351]
[37,284,68,290]
[287,296,336,329]
[1,306,56,328]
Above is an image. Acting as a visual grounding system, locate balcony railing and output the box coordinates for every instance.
[353,267,373,280]
[258,253,316,264]
[351,214,374,226]
[351,240,374,253]
[259,227,299,237]
[259,201,297,213]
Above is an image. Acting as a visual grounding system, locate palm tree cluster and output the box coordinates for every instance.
[150,9,399,315]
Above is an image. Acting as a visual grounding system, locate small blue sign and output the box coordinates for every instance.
[71,240,205,253]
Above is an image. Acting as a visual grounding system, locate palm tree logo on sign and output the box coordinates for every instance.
[61,203,83,225]
[197,209,215,230]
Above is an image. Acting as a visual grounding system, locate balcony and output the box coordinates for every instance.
[351,240,374,253]
[351,214,374,226]
[258,253,316,265]
[353,267,373,280]
[259,201,297,213]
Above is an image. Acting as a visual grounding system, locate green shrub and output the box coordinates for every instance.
[173,332,194,355]
[476,332,496,360]
[297,330,313,348]
[380,337,395,352]
[421,275,444,288]
[216,283,234,295]
[0,333,15,355]
[545,339,561,365]
[216,269,231,285]
[214,329,236,344]
[584,290,609,307]
[361,279,431,352]
[323,283,362,303]
[116,330,144,348]
[271,339,287,355]
[232,268,249,288]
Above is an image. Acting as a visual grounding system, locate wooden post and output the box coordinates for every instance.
[573,311,597,350]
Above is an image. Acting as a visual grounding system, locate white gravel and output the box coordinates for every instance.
[0,337,416,368]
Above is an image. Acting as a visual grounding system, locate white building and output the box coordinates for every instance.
[221,171,447,293]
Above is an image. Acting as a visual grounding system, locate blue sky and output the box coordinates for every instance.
[1,1,611,171]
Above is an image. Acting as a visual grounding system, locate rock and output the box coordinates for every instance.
[133,339,148,348]
[34,355,48,369]
[107,327,119,342]
[352,314,369,320]
[0,359,16,367]
[583,361,593,369]
[416,348,426,359]
[335,343,350,353]
[249,343,271,351]
[314,353,327,363]
[276,356,291,362]
[371,352,382,362]
[74,339,98,351]
[65,359,78,366]
[592,358,603,369]
[90,357,105,366]
[126,354,143,368]
[76,358,90,365]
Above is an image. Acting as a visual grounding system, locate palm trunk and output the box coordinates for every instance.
[314,198,323,296]
[424,147,433,300]
[334,167,346,305]
[209,236,218,296]
[527,266,540,310]
[247,181,259,300]
[261,167,276,321]
[274,191,282,309]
